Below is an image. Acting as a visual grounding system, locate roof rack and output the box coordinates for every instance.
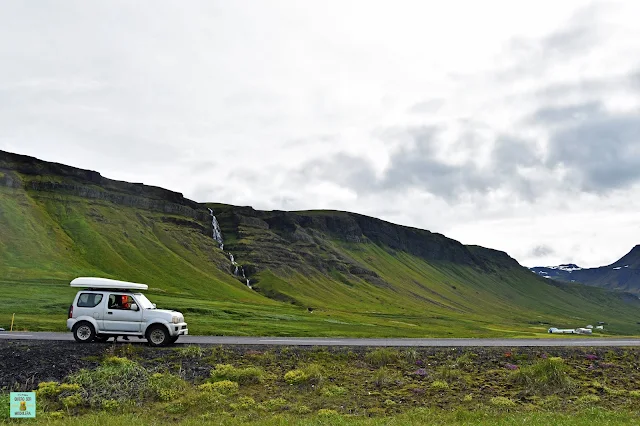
[70,277,149,291]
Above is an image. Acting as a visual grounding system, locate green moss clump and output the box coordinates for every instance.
[284,364,324,386]
[366,348,400,367]
[321,385,347,397]
[431,380,449,390]
[259,397,287,412]
[198,380,239,395]
[285,369,308,385]
[209,364,264,384]
[512,357,573,394]
[490,396,516,407]
[317,408,339,416]
[576,395,600,405]
[148,373,188,402]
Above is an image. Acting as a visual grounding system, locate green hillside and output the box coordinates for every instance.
[1,150,640,337]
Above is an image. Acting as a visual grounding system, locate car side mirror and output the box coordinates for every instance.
[130,303,139,311]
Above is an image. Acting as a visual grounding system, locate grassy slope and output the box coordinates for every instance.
[206,206,640,337]
[2,183,640,337]
[250,241,640,336]
[0,185,278,333]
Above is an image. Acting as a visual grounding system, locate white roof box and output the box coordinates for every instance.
[70,277,149,291]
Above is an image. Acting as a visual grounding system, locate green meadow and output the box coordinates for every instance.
[1,182,640,338]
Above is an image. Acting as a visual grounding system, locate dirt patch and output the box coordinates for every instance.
[0,340,103,390]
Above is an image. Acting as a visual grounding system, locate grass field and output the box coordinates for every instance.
[2,276,638,338]
[2,180,640,338]
[3,408,638,425]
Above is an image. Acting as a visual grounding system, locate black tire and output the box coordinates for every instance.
[94,335,110,343]
[72,321,96,343]
[146,325,170,347]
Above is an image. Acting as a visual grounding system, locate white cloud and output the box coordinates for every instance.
[1,0,639,268]
[446,186,640,268]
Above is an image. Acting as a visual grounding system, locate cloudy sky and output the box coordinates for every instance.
[1,0,639,268]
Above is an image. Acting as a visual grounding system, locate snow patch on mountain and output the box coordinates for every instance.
[546,264,582,272]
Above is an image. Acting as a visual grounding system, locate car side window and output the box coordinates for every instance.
[108,294,135,310]
[77,293,103,308]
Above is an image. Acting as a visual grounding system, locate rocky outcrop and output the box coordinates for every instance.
[0,150,207,221]
[467,245,522,270]
[351,213,481,266]
[230,209,485,267]
[0,170,22,188]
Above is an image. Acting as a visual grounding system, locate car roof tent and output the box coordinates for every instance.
[70,277,149,291]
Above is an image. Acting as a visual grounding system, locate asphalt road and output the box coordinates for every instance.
[2,332,640,347]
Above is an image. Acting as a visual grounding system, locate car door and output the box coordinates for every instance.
[103,293,143,332]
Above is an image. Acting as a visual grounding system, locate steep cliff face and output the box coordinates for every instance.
[201,204,538,311]
[0,150,524,280]
[302,211,482,266]
[0,150,206,221]
[212,207,504,268]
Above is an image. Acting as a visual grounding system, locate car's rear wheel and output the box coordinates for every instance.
[72,322,95,343]
[146,325,170,347]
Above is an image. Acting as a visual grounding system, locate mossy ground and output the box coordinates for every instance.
[3,342,640,424]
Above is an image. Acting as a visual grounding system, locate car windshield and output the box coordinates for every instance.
[134,293,155,309]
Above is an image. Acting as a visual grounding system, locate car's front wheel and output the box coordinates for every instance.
[72,321,95,343]
[146,325,170,347]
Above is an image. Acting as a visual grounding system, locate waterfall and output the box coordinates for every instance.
[208,208,224,250]
[241,267,251,288]
[230,253,239,276]
[207,208,254,290]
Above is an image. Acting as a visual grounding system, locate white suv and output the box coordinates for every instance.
[66,277,188,347]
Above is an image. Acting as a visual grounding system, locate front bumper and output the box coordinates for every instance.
[170,322,188,336]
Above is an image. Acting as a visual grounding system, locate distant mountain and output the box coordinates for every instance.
[530,246,640,294]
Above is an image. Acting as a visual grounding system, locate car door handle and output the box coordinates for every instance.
[107,312,113,315]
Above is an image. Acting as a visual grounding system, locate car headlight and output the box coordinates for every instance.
[172,316,180,324]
